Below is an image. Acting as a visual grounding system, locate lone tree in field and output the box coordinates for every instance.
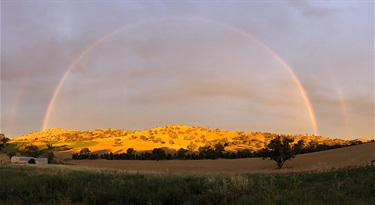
[261,136,304,169]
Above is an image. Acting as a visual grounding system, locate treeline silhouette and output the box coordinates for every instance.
[72,146,256,160]
[72,140,365,161]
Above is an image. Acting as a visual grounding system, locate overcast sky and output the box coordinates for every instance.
[1,1,373,139]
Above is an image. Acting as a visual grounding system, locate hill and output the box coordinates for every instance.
[8,125,354,159]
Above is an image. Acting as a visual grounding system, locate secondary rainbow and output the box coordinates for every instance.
[42,17,319,135]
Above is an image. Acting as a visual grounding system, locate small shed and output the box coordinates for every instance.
[11,156,48,164]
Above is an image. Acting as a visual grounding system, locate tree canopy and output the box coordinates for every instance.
[261,136,304,169]
[0,134,10,150]
[18,144,40,158]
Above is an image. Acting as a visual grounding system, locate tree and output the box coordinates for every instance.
[242,149,253,158]
[152,148,166,161]
[88,153,99,159]
[80,148,91,155]
[73,147,92,159]
[72,153,79,160]
[166,153,173,160]
[0,134,9,150]
[47,152,54,163]
[6,151,16,159]
[198,146,216,159]
[176,148,188,159]
[46,143,53,150]
[214,143,225,158]
[187,142,197,152]
[168,131,178,139]
[18,145,40,158]
[261,136,303,169]
[126,148,136,160]
[114,138,122,146]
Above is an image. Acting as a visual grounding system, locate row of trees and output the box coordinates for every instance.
[71,136,373,168]
[72,145,256,161]
[72,136,308,168]
[72,148,99,160]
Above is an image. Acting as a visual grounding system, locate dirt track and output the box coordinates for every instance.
[67,143,375,174]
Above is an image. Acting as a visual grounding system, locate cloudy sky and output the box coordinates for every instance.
[1,1,373,139]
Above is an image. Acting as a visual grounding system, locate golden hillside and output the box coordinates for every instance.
[10,125,352,156]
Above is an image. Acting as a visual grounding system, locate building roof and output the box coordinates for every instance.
[34,158,48,161]
[11,156,33,161]
[11,156,47,161]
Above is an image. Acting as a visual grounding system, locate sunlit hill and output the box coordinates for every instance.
[8,125,361,160]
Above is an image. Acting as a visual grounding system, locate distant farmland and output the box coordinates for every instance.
[68,142,375,174]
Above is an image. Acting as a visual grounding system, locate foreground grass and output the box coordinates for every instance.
[0,163,374,205]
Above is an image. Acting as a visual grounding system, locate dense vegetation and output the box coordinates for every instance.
[0,163,374,205]
[72,146,254,161]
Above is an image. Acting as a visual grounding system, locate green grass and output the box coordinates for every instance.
[0,143,18,154]
[0,163,374,205]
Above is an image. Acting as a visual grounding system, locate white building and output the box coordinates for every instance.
[34,158,48,164]
[11,156,48,164]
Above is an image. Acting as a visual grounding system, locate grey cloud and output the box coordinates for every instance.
[1,1,373,139]
[289,1,343,17]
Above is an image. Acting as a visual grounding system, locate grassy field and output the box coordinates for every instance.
[0,163,374,205]
[0,143,18,154]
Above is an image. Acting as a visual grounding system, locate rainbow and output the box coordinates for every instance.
[331,77,349,137]
[42,17,319,135]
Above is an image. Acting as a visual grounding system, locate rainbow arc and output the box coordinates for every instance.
[42,17,319,135]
